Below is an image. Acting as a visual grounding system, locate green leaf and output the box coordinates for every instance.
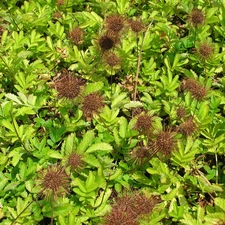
[119,117,128,138]
[65,133,76,154]
[15,106,36,116]
[124,101,143,109]
[49,127,66,143]
[94,188,112,208]
[116,0,129,14]
[109,169,122,180]
[52,203,72,216]
[5,93,22,104]
[1,119,14,132]
[49,151,62,159]
[111,93,128,108]
[172,138,199,168]
[77,130,95,154]
[83,81,104,96]
[214,197,225,211]
[86,143,113,153]
[86,172,99,192]
[3,101,13,117]
[172,53,180,69]
[74,178,86,193]
[58,215,67,225]
[180,214,197,225]
[46,36,54,50]
[82,154,101,167]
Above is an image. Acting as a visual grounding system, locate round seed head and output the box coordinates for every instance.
[0,25,5,36]
[82,92,105,119]
[104,51,120,67]
[179,116,196,136]
[67,153,83,170]
[55,69,85,99]
[134,113,153,135]
[188,8,205,28]
[177,107,187,119]
[104,192,159,225]
[53,11,62,19]
[105,14,125,33]
[57,0,64,6]
[130,146,151,165]
[39,165,70,199]
[68,27,83,45]
[99,34,116,51]
[197,41,214,61]
[129,19,144,33]
[155,130,176,156]
[182,78,207,100]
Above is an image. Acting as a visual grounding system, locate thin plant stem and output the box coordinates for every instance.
[66,0,69,8]
[0,55,14,76]
[133,18,154,102]
[98,115,113,135]
[10,201,34,225]
[110,67,113,100]
[98,174,110,207]
[9,112,31,154]
[80,48,86,63]
[204,60,207,77]
[87,51,104,81]
[2,0,20,31]
[193,28,197,47]
[215,152,218,184]
[10,16,20,31]
[51,195,55,225]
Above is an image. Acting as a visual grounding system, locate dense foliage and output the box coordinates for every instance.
[0,0,225,224]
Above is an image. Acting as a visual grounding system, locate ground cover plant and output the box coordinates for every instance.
[1,0,225,224]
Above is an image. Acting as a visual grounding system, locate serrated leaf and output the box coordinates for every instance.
[119,117,128,138]
[215,197,225,211]
[49,151,62,159]
[1,120,14,131]
[77,130,95,154]
[111,93,127,108]
[5,93,22,104]
[84,81,104,95]
[65,133,76,154]
[74,178,86,193]
[86,172,98,192]
[124,101,143,109]
[86,143,113,153]
[82,154,101,167]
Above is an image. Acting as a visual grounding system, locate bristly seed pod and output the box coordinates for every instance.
[154,129,177,156]
[67,152,83,170]
[105,14,125,33]
[103,192,160,225]
[104,51,120,67]
[53,11,62,19]
[98,34,117,52]
[130,146,151,165]
[0,25,5,37]
[181,78,207,100]
[134,113,153,136]
[129,19,144,33]
[197,41,214,62]
[39,164,70,199]
[179,116,196,136]
[177,107,187,119]
[57,0,64,6]
[55,69,85,99]
[68,27,83,45]
[188,8,205,28]
[82,92,105,119]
